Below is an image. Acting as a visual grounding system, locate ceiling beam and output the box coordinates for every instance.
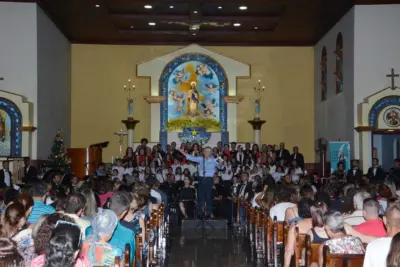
[113,0,279,3]
[110,13,281,23]
[118,29,273,35]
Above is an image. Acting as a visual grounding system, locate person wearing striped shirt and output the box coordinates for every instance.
[27,182,55,224]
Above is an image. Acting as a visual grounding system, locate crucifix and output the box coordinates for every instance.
[386,68,399,90]
[113,129,128,157]
[0,77,4,81]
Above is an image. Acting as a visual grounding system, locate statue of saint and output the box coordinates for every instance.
[187,81,199,116]
[254,97,261,119]
[127,97,134,117]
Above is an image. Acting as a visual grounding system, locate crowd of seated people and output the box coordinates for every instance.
[2,137,400,267]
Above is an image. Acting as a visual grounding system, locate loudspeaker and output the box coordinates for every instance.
[181,219,228,230]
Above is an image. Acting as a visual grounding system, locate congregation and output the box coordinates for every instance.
[0,138,400,266]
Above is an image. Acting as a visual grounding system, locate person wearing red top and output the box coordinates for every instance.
[354,198,387,237]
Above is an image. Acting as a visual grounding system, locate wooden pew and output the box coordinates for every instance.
[293,228,310,267]
[322,245,364,267]
[135,232,142,265]
[273,217,287,267]
[264,214,273,265]
[124,244,131,267]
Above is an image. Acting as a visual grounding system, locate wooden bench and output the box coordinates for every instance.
[322,245,364,267]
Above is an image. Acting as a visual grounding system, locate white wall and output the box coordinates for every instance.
[353,4,400,159]
[0,2,38,157]
[314,8,355,161]
[36,7,71,160]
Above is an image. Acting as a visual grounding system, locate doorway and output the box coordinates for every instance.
[372,131,400,170]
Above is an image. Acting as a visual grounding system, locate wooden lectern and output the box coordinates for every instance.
[67,142,109,178]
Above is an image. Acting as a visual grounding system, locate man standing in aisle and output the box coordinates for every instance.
[180,146,223,219]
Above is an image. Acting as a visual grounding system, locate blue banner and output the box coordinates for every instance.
[329,141,351,174]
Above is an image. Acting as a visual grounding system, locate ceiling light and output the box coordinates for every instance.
[170,5,174,9]
[149,22,156,26]
[144,5,152,9]
[95,4,100,8]
[218,6,222,9]
[239,6,247,10]
[194,10,198,14]
[193,33,196,36]
[233,23,241,27]
[254,26,258,30]
[130,26,134,29]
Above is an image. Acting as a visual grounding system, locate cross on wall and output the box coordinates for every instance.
[386,68,399,90]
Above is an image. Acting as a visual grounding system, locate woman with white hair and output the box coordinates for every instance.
[80,209,123,266]
[311,211,365,267]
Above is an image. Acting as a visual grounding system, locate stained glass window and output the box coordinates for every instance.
[335,33,343,93]
[321,46,327,101]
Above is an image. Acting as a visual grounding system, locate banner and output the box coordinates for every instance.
[329,141,351,174]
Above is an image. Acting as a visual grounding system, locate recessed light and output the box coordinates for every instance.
[170,5,174,9]
[254,26,258,30]
[194,10,198,14]
[95,4,100,8]
[193,33,196,36]
[149,22,156,26]
[233,23,241,27]
[130,26,134,29]
[239,6,247,10]
[144,5,152,9]
[218,6,222,9]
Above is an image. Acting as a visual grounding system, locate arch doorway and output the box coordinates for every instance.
[372,130,400,170]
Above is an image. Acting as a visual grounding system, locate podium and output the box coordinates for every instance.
[67,141,108,178]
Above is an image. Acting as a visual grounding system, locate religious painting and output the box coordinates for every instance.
[160,53,227,133]
[383,107,400,127]
[0,110,11,156]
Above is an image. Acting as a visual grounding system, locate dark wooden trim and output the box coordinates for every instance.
[70,39,314,46]
[354,126,374,132]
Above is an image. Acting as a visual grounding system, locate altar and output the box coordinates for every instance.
[137,44,250,147]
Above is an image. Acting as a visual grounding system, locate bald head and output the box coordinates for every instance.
[385,202,400,237]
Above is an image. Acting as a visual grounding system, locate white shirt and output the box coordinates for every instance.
[344,210,365,226]
[270,202,296,221]
[112,166,125,180]
[124,167,134,176]
[3,170,10,187]
[251,192,264,208]
[294,167,303,175]
[373,167,377,176]
[150,189,162,204]
[272,172,284,182]
[363,237,392,267]
[175,174,183,181]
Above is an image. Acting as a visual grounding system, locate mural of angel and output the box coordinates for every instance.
[173,68,186,84]
[205,83,219,94]
[169,90,185,113]
[201,99,217,118]
[195,64,214,79]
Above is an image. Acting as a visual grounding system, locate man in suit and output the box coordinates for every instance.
[387,158,400,183]
[23,157,38,184]
[291,146,305,169]
[238,172,253,223]
[277,142,291,163]
[0,161,12,188]
[367,158,385,184]
[347,159,363,183]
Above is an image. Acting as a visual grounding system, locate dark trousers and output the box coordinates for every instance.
[197,176,213,216]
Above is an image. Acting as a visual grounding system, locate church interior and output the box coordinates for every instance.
[2,0,400,266]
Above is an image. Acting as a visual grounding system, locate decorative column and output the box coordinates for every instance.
[248,120,266,145]
[223,95,244,143]
[247,80,266,145]
[122,79,140,148]
[121,118,139,148]
[143,96,166,143]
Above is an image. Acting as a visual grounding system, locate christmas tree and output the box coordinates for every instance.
[47,129,69,166]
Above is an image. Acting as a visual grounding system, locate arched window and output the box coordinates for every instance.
[335,33,343,93]
[321,46,327,101]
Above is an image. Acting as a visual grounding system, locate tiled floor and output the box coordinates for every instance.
[167,227,264,267]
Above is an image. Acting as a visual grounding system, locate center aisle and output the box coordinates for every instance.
[166,227,262,267]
